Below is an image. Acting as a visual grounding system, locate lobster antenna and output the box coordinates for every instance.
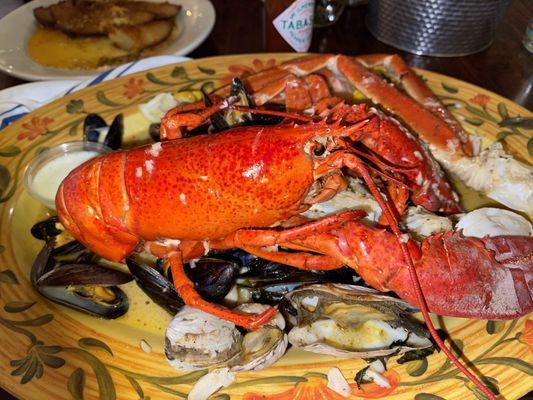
[354,160,498,400]
[227,105,315,122]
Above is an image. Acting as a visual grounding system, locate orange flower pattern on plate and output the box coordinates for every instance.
[18,116,54,141]
[123,77,145,99]
[521,319,533,351]
[243,371,400,400]
[470,94,490,107]
[221,58,277,85]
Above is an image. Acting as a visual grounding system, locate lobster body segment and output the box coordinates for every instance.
[57,123,337,261]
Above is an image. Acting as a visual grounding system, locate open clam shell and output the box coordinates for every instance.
[228,304,288,372]
[285,284,432,359]
[165,307,242,371]
[165,304,288,372]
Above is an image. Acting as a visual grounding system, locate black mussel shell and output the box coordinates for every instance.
[185,258,239,301]
[37,285,128,319]
[52,240,88,259]
[149,123,161,142]
[204,91,230,133]
[31,241,130,319]
[31,216,62,241]
[230,77,255,107]
[126,257,184,315]
[83,113,124,150]
[238,262,360,304]
[36,264,132,287]
[104,114,123,150]
[84,114,107,143]
[31,241,57,283]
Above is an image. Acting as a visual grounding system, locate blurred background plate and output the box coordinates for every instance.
[0,55,191,129]
[0,0,214,81]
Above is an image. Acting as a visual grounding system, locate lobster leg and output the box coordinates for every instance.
[240,245,342,270]
[160,96,239,140]
[252,73,330,112]
[355,54,469,151]
[212,210,366,249]
[335,55,473,155]
[258,54,471,155]
[168,253,278,330]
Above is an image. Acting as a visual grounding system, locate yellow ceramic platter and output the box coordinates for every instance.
[0,54,532,400]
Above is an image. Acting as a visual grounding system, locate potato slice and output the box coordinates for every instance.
[108,18,175,53]
[120,2,181,19]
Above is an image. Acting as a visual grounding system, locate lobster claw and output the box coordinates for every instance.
[290,221,533,320]
[389,232,533,320]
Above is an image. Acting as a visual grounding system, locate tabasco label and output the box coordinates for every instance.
[273,0,315,52]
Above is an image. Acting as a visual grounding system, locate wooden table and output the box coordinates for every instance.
[0,1,531,399]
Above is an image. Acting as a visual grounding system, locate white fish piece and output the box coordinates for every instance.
[301,178,381,222]
[456,207,533,238]
[361,356,390,388]
[403,206,453,239]
[187,368,235,400]
[327,368,352,397]
[430,142,533,216]
[363,368,391,389]
[139,93,178,123]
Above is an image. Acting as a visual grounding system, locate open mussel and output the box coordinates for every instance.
[30,217,131,319]
[126,256,184,314]
[284,284,432,359]
[83,113,124,150]
[165,305,287,372]
[230,253,360,304]
[126,255,239,314]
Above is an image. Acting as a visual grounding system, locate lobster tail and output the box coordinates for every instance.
[295,221,533,319]
[389,232,533,319]
[55,155,139,262]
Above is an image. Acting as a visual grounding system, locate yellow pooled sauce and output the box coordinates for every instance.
[27,27,131,70]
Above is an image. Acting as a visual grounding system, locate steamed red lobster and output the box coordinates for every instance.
[56,54,532,399]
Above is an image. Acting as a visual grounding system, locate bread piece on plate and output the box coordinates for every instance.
[33,6,56,27]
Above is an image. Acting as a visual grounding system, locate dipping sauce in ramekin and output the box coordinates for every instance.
[24,141,111,209]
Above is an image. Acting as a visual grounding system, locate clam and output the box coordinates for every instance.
[165,307,243,371]
[285,284,432,359]
[31,217,131,319]
[165,304,287,372]
[228,303,288,372]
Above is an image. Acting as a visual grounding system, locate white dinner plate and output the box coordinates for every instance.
[0,0,214,81]
[0,55,191,129]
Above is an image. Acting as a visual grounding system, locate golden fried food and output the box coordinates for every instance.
[33,0,180,36]
[30,0,181,69]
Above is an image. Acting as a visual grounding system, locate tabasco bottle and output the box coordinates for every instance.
[265,0,315,52]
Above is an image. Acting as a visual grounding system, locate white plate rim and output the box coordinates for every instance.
[0,0,215,81]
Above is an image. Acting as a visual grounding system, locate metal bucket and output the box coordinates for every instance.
[366,0,511,57]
